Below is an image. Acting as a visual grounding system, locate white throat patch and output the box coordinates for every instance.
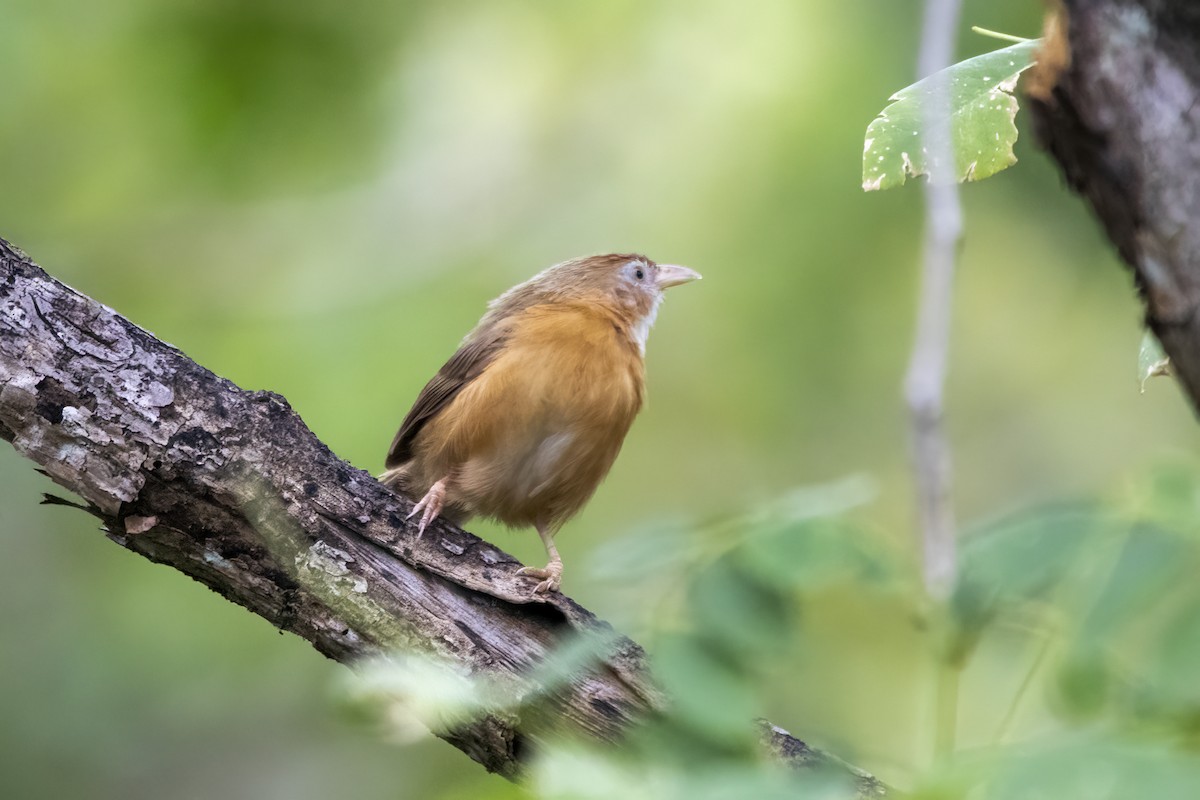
[629,294,663,355]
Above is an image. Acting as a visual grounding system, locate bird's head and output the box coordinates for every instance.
[484,253,700,352]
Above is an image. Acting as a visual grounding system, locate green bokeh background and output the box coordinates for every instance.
[2,1,1195,798]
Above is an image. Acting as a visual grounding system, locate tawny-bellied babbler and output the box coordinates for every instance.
[381,254,700,594]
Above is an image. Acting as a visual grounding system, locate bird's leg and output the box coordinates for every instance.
[517,522,563,594]
[407,476,449,538]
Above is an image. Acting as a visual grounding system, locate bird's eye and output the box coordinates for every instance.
[634,267,645,280]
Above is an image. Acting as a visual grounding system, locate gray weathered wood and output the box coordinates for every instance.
[1030,0,1200,412]
[0,237,887,796]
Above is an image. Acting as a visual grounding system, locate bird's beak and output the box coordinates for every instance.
[656,264,702,289]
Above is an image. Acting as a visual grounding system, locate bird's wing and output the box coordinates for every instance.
[385,324,510,468]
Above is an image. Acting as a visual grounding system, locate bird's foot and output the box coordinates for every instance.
[407,478,448,538]
[517,558,563,594]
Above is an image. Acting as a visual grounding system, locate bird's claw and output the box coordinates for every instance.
[517,560,563,594]
[407,479,447,538]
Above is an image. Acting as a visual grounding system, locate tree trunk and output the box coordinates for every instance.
[1029,0,1200,410]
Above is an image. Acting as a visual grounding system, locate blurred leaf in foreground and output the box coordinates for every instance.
[1116,459,1200,542]
[951,503,1116,636]
[532,748,856,800]
[981,734,1200,800]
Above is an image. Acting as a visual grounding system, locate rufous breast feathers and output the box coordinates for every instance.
[404,300,644,528]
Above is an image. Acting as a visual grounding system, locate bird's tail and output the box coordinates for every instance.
[378,465,412,493]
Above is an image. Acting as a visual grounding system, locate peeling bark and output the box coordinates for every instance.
[1030,0,1200,411]
[0,238,887,796]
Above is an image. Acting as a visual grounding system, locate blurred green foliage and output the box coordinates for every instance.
[4,1,1200,798]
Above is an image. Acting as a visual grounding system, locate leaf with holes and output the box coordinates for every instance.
[862,40,1039,191]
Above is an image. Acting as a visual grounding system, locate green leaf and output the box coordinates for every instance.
[1138,330,1171,392]
[950,503,1116,634]
[653,634,760,749]
[862,40,1039,191]
[1144,594,1200,715]
[1117,460,1200,535]
[688,557,791,662]
[1073,523,1194,650]
[737,517,889,591]
[982,734,1200,800]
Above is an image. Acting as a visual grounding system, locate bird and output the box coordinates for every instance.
[380,253,700,594]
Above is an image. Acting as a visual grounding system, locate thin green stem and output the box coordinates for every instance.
[970,26,1032,44]
[992,631,1056,745]
[935,657,962,758]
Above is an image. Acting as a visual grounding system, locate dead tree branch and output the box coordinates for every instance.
[0,237,887,797]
